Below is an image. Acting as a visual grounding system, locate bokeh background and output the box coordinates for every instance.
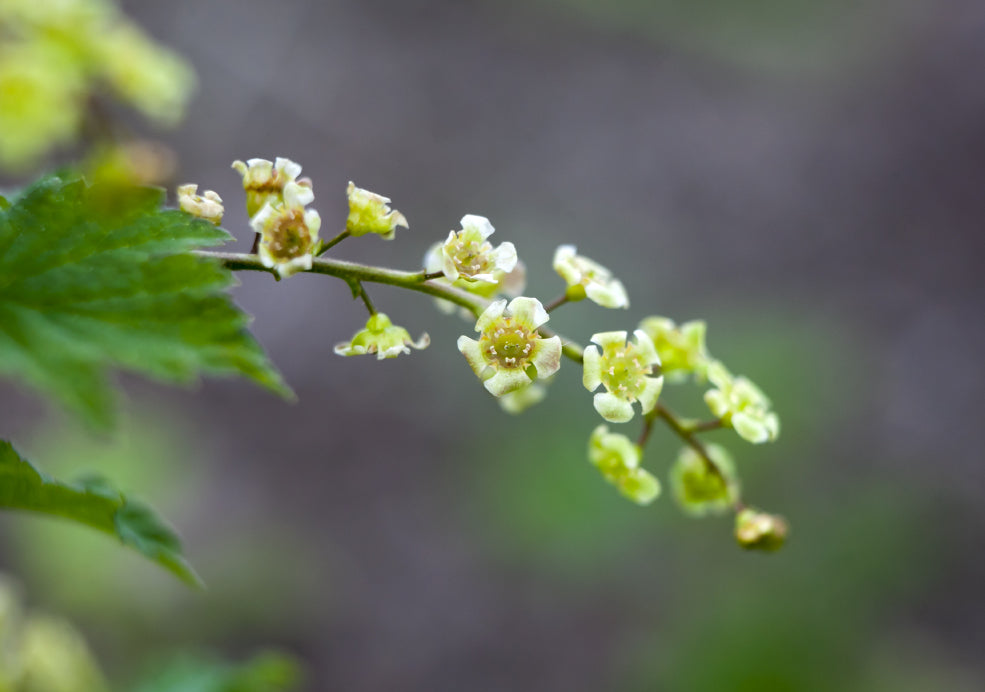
[2,0,985,689]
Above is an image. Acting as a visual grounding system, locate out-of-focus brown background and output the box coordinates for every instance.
[2,0,985,689]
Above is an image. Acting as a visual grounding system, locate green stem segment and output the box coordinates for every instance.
[317,230,351,256]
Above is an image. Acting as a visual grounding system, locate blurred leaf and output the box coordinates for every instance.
[130,652,301,692]
[0,439,201,587]
[0,174,290,430]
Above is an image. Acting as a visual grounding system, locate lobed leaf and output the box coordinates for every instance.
[0,174,290,429]
[0,439,201,586]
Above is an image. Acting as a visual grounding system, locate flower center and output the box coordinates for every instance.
[600,344,652,400]
[267,210,312,259]
[482,318,536,369]
[451,233,493,277]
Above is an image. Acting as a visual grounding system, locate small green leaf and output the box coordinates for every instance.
[0,174,290,429]
[0,439,201,587]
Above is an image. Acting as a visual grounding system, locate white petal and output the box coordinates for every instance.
[594,392,635,423]
[529,336,562,378]
[457,336,488,376]
[586,280,629,308]
[704,390,730,418]
[733,412,770,444]
[590,331,628,350]
[460,214,495,239]
[637,375,664,414]
[284,181,314,207]
[583,345,603,391]
[475,299,507,333]
[484,368,532,397]
[491,241,518,274]
[276,157,302,180]
[508,296,549,331]
[632,329,661,366]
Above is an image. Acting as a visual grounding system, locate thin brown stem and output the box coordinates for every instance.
[543,294,569,314]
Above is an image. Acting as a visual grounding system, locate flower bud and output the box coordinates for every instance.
[735,508,788,551]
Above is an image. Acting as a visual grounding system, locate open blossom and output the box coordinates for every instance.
[425,241,526,317]
[588,425,660,505]
[552,245,629,308]
[334,313,429,360]
[346,182,408,239]
[583,330,663,423]
[231,157,305,217]
[176,184,223,225]
[250,181,321,279]
[440,215,517,284]
[457,297,561,397]
[703,360,780,444]
[670,444,739,517]
[637,316,709,382]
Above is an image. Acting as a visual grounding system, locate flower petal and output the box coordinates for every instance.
[590,331,628,350]
[457,336,488,376]
[631,329,660,367]
[508,296,549,331]
[583,345,602,391]
[484,368,532,397]
[585,279,629,309]
[461,214,495,239]
[594,392,634,423]
[529,335,562,378]
[637,375,664,414]
[475,299,507,333]
[491,241,518,274]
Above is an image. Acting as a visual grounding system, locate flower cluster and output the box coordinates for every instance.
[588,425,660,505]
[191,153,787,549]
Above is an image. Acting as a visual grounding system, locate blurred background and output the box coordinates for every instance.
[2,0,985,689]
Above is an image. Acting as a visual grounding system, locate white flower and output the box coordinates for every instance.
[346,181,408,240]
[552,244,629,308]
[250,181,321,279]
[703,361,780,444]
[176,183,223,225]
[231,157,305,217]
[583,330,663,423]
[440,215,517,284]
[458,297,561,397]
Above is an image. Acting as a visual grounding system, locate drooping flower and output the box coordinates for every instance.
[670,444,739,517]
[176,183,223,225]
[583,330,663,423]
[439,214,517,284]
[637,316,709,382]
[588,425,660,505]
[231,157,305,217]
[334,313,429,360]
[703,360,780,444]
[552,244,629,308]
[457,297,561,397]
[249,181,321,279]
[735,508,788,551]
[346,181,408,240]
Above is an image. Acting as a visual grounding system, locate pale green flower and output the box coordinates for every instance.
[0,40,85,169]
[425,241,525,317]
[439,214,517,284]
[334,313,429,359]
[735,508,788,551]
[346,181,408,239]
[552,244,629,308]
[670,444,739,516]
[704,360,780,444]
[458,297,561,397]
[177,184,223,225]
[588,425,660,505]
[250,181,321,279]
[637,316,709,382]
[93,21,195,126]
[583,330,663,423]
[498,378,548,414]
[231,157,305,217]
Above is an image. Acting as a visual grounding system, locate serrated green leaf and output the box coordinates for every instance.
[0,174,290,429]
[0,439,201,587]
